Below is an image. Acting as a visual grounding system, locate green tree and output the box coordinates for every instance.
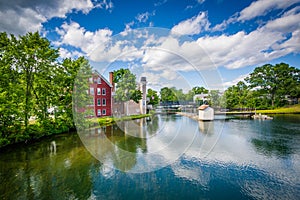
[209,90,222,108]
[113,68,142,103]
[184,86,208,102]
[192,86,208,94]
[11,32,60,130]
[245,63,300,108]
[223,81,250,109]
[160,87,178,103]
[147,88,159,105]
[72,57,93,129]
[0,33,23,142]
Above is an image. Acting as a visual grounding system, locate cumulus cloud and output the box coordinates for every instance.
[204,6,300,69]
[171,12,210,35]
[0,0,111,35]
[56,22,116,60]
[238,0,300,21]
[212,0,300,31]
[55,4,300,88]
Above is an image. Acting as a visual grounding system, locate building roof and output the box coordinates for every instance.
[92,69,113,87]
[198,104,210,110]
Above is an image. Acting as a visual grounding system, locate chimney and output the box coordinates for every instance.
[109,72,115,92]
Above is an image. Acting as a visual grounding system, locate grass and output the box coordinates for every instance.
[89,113,152,127]
[256,104,300,114]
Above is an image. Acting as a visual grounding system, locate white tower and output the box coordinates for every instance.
[140,77,147,114]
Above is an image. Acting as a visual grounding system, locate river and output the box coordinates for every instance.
[0,114,299,199]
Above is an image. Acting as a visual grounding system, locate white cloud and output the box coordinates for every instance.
[0,0,110,35]
[171,12,210,35]
[56,5,300,87]
[223,74,249,88]
[212,0,300,31]
[98,0,114,11]
[197,0,206,4]
[56,22,117,60]
[264,12,300,32]
[59,48,83,59]
[154,0,167,7]
[238,0,300,21]
[135,11,155,23]
[199,7,300,69]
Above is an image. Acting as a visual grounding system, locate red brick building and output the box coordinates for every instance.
[89,70,113,117]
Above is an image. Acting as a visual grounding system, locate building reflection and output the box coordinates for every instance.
[198,121,214,135]
[81,118,149,172]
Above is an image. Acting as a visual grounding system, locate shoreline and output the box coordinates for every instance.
[0,114,152,150]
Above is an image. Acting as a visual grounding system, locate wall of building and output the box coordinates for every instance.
[89,74,112,117]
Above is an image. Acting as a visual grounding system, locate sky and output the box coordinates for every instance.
[1,0,300,92]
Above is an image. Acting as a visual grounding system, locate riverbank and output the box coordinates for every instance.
[90,113,152,127]
[256,104,300,114]
[0,114,153,149]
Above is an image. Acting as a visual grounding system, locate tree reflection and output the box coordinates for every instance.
[146,115,159,136]
[81,119,148,172]
[251,138,293,157]
[0,133,97,199]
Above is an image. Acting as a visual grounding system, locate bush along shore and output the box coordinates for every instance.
[255,104,300,114]
[0,114,152,149]
[91,114,152,127]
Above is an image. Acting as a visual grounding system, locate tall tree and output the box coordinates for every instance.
[12,32,60,129]
[160,87,178,103]
[245,63,300,107]
[72,57,93,129]
[223,82,249,109]
[0,33,23,138]
[147,88,159,105]
[113,68,142,103]
[209,90,222,107]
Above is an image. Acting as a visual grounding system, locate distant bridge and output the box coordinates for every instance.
[154,109,179,114]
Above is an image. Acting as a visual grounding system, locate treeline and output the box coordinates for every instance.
[148,63,300,110]
[224,63,300,109]
[0,32,92,147]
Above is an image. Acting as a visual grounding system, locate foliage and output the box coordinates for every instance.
[160,87,178,103]
[113,68,142,103]
[223,81,249,109]
[256,104,300,114]
[245,63,300,107]
[0,31,91,148]
[96,114,152,127]
[147,88,159,105]
[208,90,222,107]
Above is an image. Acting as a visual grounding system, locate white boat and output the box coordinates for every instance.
[252,113,273,120]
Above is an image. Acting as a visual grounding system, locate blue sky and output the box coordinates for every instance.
[1,0,300,92]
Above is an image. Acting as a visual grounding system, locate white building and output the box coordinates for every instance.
[193,93,209,103]
[198,104,214,121]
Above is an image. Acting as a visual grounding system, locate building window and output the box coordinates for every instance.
[97,88,101,95]
[97,77,101,84]
[90,88,94,95]
[97,98,101,106]
[102,88,106,95]
[102,98,106,106]
[97,109,101,116]
[102,109,106,115]
[89,77,93,83]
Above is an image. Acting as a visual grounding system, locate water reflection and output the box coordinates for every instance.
[1,115,300,199]
[251,138,293,157]
[78,114,199,173]
[198,121,214,135]
[0,134,98,199]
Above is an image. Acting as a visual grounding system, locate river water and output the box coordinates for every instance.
[0,114,299,199]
